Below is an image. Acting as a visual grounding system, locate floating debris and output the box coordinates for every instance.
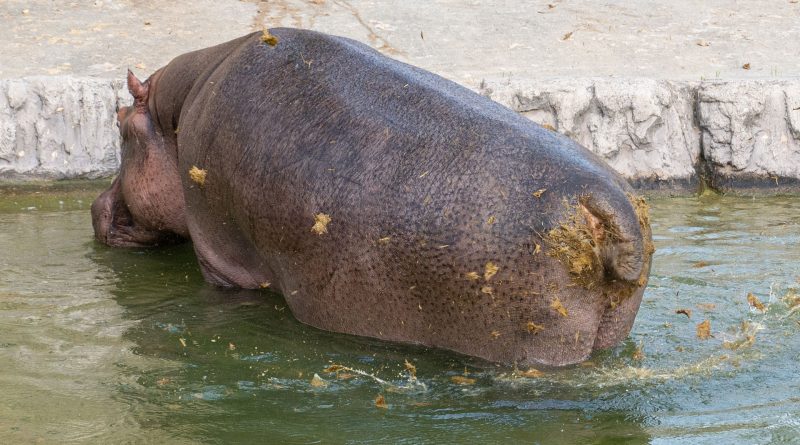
[696,303,716,312]
[692,261,710,268]
[540,124,557,131]
[377,236,391,244]
[324,364,346,373]
[404,359,417,378]
[632,342,645,361]
[481,286,494,295]
[550,298,568,317]
[179,338,187,347]
[696,39,711,47]
[450,375,476,385]
[487,215,497,225]
[533,242,542,255]
[490,330,501,339]
[532,188,547,198]
[259,282,271,289]
[228,342,236,351]
[526,321,544,334]
[562,31,574,41]
[696,319,712,339]
[261,29,279,46]
[311,213,331,235]
[188,166,207,186]
[310,373,328,388]
[783,288,800,308]
[322,364,390,385]
[519,368,544,378]
[465,271,480,281]
[676,308,692,318]
[375,394,388,409]
[484,262,499,281]
[722,321,757,350]
[783,289,800,317]
[747,292,766,312]
[742,63,751,70]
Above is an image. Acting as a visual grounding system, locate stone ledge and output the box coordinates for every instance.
[2,75,800,192]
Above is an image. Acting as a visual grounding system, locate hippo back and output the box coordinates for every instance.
[170,29,650,367]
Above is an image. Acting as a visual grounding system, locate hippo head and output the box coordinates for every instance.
[91,71,188,247]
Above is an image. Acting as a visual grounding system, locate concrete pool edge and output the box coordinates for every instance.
[2,76,800,194]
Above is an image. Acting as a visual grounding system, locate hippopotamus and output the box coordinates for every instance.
[92,28,653,367]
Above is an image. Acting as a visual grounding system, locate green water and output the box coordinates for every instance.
[0,183,798,444]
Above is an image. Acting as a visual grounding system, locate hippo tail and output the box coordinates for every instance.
[579,194,650,283]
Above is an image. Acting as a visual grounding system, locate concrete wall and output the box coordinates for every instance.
[483,78,800,191]
[2,76,800,192]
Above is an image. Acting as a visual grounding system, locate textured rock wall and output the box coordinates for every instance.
[2,75,800,192]
[697,81,800,189]
[0,77,124,180]
[482,77,800,191]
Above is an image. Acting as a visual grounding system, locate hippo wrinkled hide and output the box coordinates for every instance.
[91,29,654,367]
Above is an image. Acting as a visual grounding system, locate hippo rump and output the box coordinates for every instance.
[92,28,653,367]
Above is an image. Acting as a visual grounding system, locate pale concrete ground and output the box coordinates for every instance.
[0,0,257,78]
[2,0,800,191]
[255,0,800,83]
[4,0,799,81]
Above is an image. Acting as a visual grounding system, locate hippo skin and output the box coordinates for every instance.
[92,29,653,367]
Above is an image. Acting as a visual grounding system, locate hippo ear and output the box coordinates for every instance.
[127,69,150,109]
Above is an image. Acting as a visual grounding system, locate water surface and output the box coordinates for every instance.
[1,183,798,444]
